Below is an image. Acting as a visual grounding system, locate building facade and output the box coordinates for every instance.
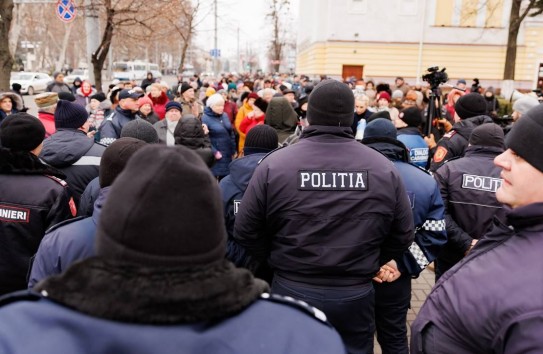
[296,0,543,89]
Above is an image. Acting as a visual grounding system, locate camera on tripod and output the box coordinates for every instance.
[422,66,448,89]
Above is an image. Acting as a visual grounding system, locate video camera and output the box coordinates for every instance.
[422,66,448,89]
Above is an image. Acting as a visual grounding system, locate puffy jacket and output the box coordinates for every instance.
[40,129,105,207]
[363,138,447,276]
[397,126,429,169]
[411,203,543,354]
[28,188,108,288]
[433,145,506,269]
[98,106,137,146]
[0,149,74,295]
[429,115,493,172]
[234,125,414,286]
[202,107,236,178]
[77,177,100,217]
[0,292,346,354]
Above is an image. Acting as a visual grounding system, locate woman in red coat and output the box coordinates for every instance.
[239,98,268,135]
[148,83,169,120]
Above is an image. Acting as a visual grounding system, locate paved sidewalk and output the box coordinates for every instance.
[374,268,435,354]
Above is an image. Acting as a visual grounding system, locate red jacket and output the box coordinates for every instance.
[239,114,265,135]
[148,92,169,120]
[37,111,56,137]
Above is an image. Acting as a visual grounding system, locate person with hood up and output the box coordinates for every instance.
[140,71,155,91]
[28,138,148,288]
[74,80,97,108]
[40,100,106,207]
[174,115,214,167]
[0,145,346,354]
[70,77,83,95]
[0,113,75,295]
[0,92,23,124]
[264,96,298,145]
[429,93,493,172]
[483,86,500,119]
[220,125,278,278]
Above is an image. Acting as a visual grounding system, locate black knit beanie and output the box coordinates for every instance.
[121,119,159,144]
[99,137,148,188]
[96,145,227,267]
[307,79,354,127]
[0,113,45,151]
[57,92,76,102]
[505,104,543,172]
[54,99,89,129]
[90,92,107,102]
[469,123,504,149]
[454,93,487,120]
[399,107,423,127]
[363,118,397,140]
[244,124,278,155]
[253,97,268,113]
[367,110,391,123]
[179,82,192,95]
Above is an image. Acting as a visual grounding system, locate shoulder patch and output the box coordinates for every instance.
[45,216,87,234]
[0,290,42,308]
[433,146,448,163]
[260,293,332,327]
[44,175,68,187]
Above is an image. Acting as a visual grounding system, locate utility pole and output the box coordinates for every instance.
[237,26,240,74]
[85,0,100,86]
[214,0,218,76]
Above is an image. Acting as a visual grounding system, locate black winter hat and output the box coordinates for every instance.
[363,118,397,140]
[0,113,45,151]
[367,110,391,123]
[54,99,89,129]
[455,93,487,120]
[90,92,107,102]
[121,119,159,144]
[253,97,268,113]
[505,104,543,173]
[179,82,192,95]
[307,79,354,127]
[99,137,148,188]
[96,145,227,267]
[399,107,423,127]
[469,123,504,149]
[57,92,76,102]
[244,124,278,155]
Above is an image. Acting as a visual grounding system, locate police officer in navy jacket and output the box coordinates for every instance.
[0,145,346,354]
[235,80,414,354]
[433,123,506,279]
[362,118,447,354]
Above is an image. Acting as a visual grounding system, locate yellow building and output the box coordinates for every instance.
[296,0,543,89]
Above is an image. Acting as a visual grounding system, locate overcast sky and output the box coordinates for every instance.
[194,0,299,60]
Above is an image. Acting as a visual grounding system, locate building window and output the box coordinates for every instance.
[434,0,504,28]
[349,0,367,14]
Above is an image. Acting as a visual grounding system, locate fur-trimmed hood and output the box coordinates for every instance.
[35,258,269,324]
[0,92,24,111]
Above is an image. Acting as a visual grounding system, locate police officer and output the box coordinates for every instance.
[99,89,143,146]
[362,119,447,354]
[433,123,506,280]
[396,107,429,169]
[0,145,346,354]
[235,80,414,354]
[429,93,493,172]
[0,114,74,295]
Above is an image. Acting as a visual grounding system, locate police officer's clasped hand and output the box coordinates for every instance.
[373,260,401,283]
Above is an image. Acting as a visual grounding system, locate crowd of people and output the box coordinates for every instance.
[0,69,542,353]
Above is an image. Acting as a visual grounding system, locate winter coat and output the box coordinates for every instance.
[202,107,236,178]
[397,126,429,169]
[77,177,100,217]
[351,109,373,138]
[98,106,137,146]
[28,188,109,288]
[234,102,253,153]
[148,92,169,120]
[75,87,97,108]
[411,203,543,354]
[135,110,159,125]
[40,129,105,207]
[0,148,74,295]
[0,92,22,125]
[265,97,298,145]
[433,145,506,269]
[234,125,414,286]
[362,138,447,276]
[239,114,265,135]
[46,82,71,94]
[429,115,493,172]
[36,111,56,138]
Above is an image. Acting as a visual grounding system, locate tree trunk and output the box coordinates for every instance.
[8,3,22,60]
[55,21,74,72]
[91,8,114,93]
[503,0,522,80]
[178,38,190,73]
[0,0,14,91]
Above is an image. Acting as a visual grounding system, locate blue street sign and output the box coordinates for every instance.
[56,0,77,23]
[209,49,221,58]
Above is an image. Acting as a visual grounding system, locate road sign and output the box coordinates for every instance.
[56,0,77,23]
[209,49,221,58]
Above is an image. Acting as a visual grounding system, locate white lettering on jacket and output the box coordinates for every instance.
[298,171,368,191]
[462,174,502,192]
[0,205,30,223]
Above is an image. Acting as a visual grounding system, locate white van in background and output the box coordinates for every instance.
[113,61,162,81]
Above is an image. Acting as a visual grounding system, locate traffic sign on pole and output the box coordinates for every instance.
[56,0,77,23]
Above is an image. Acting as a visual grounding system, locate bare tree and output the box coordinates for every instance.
[0,0,14,91]
[267,0,290,73]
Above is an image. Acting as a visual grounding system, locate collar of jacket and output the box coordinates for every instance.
[506,202,543,231]
[34,258,269,324]
[301,125,354,140]
[464,145,504,158]
[361,137,410,163]
[0,148,66,178]
[115,105,135,117]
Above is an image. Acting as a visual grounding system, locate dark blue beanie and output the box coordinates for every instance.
[54,99,89,129]
[363,118,397,139]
